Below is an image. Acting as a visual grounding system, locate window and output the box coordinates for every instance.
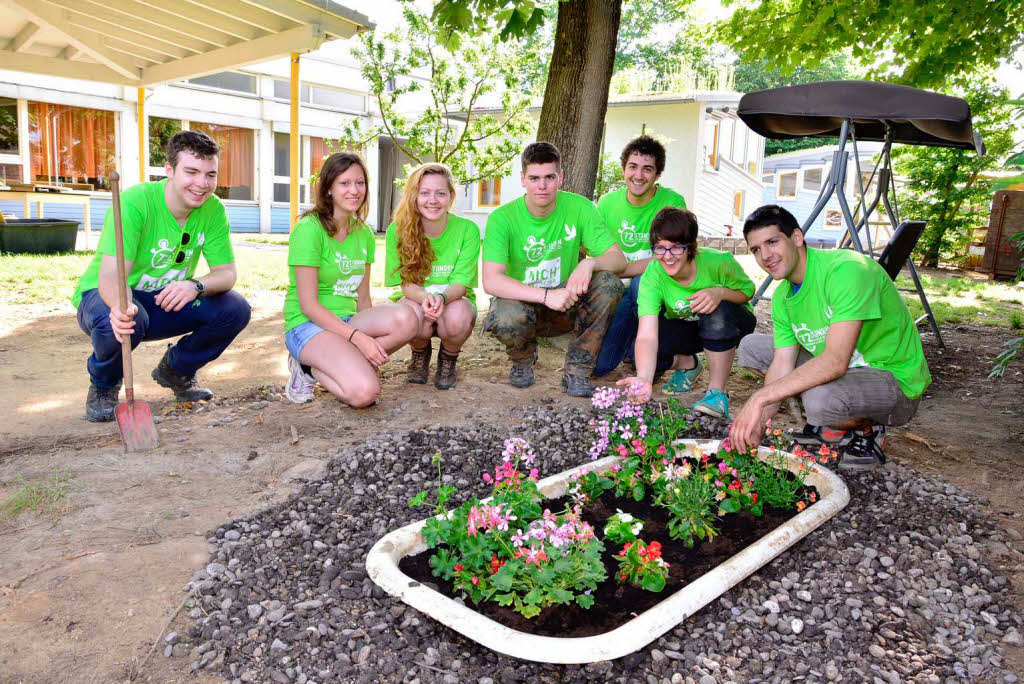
[824,209,843,228]
[761,172,775,185]
[719,117,735,165]
[706,120,720,168]
[148,116,182,169]
[272,80,365,112]
[746,131,760,175]
[777,171,797,198]
[0,98,21,185]
[478,178,501,207]
[187,72,256,94]
[189,122,255,200]
[273,133,330,204]
[803,167,823,192]
[29,102,116,191]
[732,191,744,220]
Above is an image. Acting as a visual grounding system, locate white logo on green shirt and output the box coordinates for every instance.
[619,220,645,248]
[333,274,363,297]
[151,239,173,269]
[564,224,577,241]
[138,268,187,292]
[525,257,561,287]
[523,236,546,262]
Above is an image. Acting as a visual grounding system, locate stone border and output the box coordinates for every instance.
[365,440,850,664]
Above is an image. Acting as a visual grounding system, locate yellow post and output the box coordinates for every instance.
[138,88,146,184]
[290,53,300,230]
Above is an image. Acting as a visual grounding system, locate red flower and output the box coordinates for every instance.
[453,564,463,572]
[490,554,506,575]
[620,571,628,580]
[471,576,479,586]
[645,541,662,560]
[796,501,806,512]
[751,493,758,505]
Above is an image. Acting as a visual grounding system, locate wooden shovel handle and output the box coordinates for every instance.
[109,172,135,403]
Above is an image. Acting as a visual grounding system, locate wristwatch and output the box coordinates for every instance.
[190,278,206,296]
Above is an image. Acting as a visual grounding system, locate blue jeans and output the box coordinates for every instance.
[77,287,251,389]
[594,276,642,376]
[285,316,352,359]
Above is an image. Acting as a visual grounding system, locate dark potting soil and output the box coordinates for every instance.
[399,491,818,638]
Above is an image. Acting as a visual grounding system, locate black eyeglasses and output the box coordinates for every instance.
[652,244,689,256]
[174,232,192,264]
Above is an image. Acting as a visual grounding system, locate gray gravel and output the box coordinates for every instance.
[178,402,1022,683]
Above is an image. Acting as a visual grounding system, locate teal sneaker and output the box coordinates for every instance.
[692,389,730,419]
[661,355,702,394]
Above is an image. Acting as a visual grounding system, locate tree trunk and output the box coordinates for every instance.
[536,0,622,199]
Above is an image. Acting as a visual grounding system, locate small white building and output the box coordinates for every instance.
[456,91,765,237]
[760,142,893,247]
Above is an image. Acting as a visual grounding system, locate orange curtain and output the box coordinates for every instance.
[191,122,254,198]
[309,137,328,177]
[29,102,115,187]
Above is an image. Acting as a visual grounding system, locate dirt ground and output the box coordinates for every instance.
[1,290,1023,682]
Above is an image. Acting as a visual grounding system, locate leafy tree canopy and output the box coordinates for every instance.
[432,0,547,45]
[338,2,535,186]
[721,0,1024,89]
[891,77,1016,268]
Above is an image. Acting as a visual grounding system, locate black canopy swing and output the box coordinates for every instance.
[737,80,988,348]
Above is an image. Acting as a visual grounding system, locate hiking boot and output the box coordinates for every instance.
[692,388,730,419]
[434,345,459,390]
[85,381,121,422]
[285,354,315,404]
[509,358,535,389]
[837,427,887,471]
[407,341,432,384]
[152,351,214,402]
[561,373,596,397]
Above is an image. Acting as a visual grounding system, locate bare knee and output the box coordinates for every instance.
[440,304,476,339]
[346,378,380,408]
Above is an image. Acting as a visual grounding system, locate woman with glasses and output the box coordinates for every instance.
[283,152,418,406]
[617,207,756,418]
[384,163,480,389]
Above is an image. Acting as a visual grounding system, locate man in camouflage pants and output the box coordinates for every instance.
[481,142,626,397]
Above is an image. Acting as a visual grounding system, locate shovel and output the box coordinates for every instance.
[109,171,159,452]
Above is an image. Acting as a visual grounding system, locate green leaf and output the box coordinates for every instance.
[495,592,516,607]
[642,573,666,593]
[408,491,428,508]
[576,593,595,609]
[632,483,645,501]
[490,563,515,591]
[720,498,741,514]
[548,587,574,604]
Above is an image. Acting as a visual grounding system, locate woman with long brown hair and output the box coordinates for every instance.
[384,163,480,389]
[283,152,417,405]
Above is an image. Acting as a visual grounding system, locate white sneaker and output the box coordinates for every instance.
[285,355,315,403]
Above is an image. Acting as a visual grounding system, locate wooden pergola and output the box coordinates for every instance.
[0,0,374,225]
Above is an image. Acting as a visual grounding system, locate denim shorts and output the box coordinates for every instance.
[285,315,352,359]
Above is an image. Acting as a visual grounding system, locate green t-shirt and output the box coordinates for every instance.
[482,191,616,287]
[71,179,234,307]
[383,214,480,305]
[771,248,932,399]
[637,248,754,321]
[283,213,376,332]
[596,185,687,262]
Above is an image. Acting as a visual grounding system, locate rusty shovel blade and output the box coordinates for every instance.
[115,397,159,452]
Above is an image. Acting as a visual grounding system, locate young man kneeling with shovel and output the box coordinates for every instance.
[72,131,251,422]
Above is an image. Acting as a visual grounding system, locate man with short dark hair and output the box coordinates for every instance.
[594,134,687,376]
[481,141,626,397]
[73,130,251,421]
[729,205,931,469]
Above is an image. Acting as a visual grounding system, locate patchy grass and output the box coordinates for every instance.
[897,272,1024,329]
[0,251,94,307]
[241,234,289,245]
[0,468,74,523]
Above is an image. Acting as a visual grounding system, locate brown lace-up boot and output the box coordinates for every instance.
[407,341,432,384]
[434,345,460,390]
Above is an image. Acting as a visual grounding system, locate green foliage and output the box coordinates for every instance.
[722,0,1024,89]
[594,153,625,199]
[613,539,669,592]
[990,230,1024,378]
[603,509,644,546]
[432,0,547,44]
[892,78,1016,268]
[654,471,718,549]
[337,2,534,186]
[0,468,73,522]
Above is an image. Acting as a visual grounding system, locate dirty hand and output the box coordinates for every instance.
[422,294,444,322]
[729,392,768,454]
[155,280,199,312]
[544,287,577,312]
[615,376,652,404]
[351,329,388,367]
[109,302,138,343]
[687,287,723,315]
[566,259,595,298]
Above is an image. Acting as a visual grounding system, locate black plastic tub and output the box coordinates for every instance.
[0,219,80,254]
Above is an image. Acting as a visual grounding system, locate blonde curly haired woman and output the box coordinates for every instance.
[384,163,481,389]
